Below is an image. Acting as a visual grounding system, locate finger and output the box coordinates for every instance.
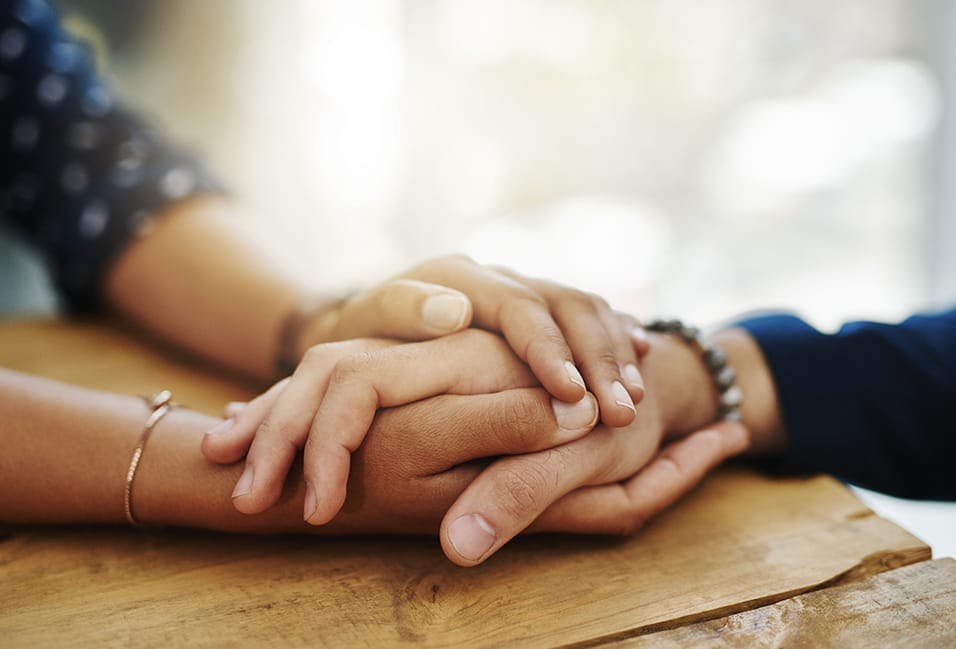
[333,279,473,341]
[200,379,288,464]
[439,424,638,566]
[301,332,541,525]
[369,388,599,476]
[550,296,636,427]
[490,265,639,420]
[222,401,247,419]
[595,303,644,406]
[232,339,394,515]
[409,256,586,403]
[616,311,651,357]
[532,420,750,535]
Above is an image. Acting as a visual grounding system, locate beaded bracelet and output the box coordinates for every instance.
[124,390,177,527]
[644,319,743,422]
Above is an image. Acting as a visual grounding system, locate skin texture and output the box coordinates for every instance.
[5,195,786,564]
[0,330,759,548]
[436,327,779,565]
[102,197,652,525]
[202,331,603,524]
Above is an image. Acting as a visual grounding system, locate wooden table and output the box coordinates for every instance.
[1,319,953,648]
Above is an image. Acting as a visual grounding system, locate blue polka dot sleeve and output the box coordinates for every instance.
[0,0,222,310]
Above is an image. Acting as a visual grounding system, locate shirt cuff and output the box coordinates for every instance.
[734,313,906,489]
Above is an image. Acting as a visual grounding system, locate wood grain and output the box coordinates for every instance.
[0,317,259,413]
[0,319,934,648]
[609,558,956,648]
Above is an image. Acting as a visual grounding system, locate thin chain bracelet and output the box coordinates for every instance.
[644,319,743,422]
[124,389,178,527]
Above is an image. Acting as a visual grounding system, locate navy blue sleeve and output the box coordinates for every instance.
[0,0,221,310]
[737,309,956,500]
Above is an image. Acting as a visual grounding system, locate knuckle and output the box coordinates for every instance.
[496,458,557,521]
[486,263,515,277]
[254,417,284,442]
[454,327,499,348]
[252,420,298,462]
[332,351,376,381]
[504,292,549,316]
[525,328,569,356]
[303,341,353,368]
[583,349,621,375]
[497,395,548,443]
[587,292,611,311]
[562,289,598,310]
[446,252,475,265]
[373,282,402,313]
[302,344,329,365]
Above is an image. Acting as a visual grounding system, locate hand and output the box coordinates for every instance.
[300,255,650,427]
[208,328,752,565]
[432,329,754,565]
[202,330,601,523]
[200,387,746,545]
[532,421,749,536]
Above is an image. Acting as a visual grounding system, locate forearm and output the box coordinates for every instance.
[0,368,308,531]
[102,195,327,382]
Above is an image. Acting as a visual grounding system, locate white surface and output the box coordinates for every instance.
[853,487,956,559]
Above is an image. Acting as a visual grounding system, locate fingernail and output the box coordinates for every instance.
[206,417,235,437]
[564,361,585,389]
[552,394,598,431]
[224,402,246,416]
[423,294,470,331]
[612,380,636,412]
[630,327,649,344]
[447,514,496,563]
[623,364,642,388]
[303,481,317,522]
[231,466,254,499]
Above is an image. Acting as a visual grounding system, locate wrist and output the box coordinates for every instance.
[134,409,310,533]
[712,328,786,456]
[644,333,721,440]
[647,327,785,454]
[274,295,346,376]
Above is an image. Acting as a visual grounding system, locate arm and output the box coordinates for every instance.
[738,309,956,500]
[0,365,598,534]
[0,328,755,564]
[0,366,288,529]
[2,4,649,399]
[0,2,302,380]
[102,196,318,381]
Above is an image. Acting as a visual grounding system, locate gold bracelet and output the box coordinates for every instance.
[124,390,177,527]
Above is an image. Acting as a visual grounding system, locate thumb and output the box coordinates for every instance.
[333,279,473,341]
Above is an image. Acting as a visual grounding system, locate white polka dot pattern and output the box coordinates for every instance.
[36,71,66,106]
[0,26,26,60]
[59,161,88,193]
[1,0,222,310]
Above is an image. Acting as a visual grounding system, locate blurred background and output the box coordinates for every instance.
[3,0,955,552]
[25,0,954,329]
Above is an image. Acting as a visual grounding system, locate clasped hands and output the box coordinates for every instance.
[201,256,749,566]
